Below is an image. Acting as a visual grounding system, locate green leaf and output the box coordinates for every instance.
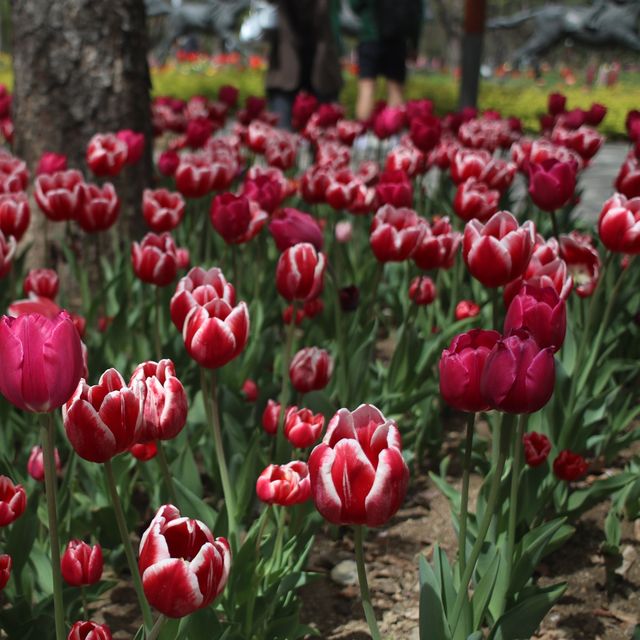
[472,550,500,628]
[419,555,452,640]
[510,518,572,595]
[173,478,218,531]
[488,583,567,640]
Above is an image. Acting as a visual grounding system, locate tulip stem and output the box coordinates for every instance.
[40,413,66,640]
[450,418,510,635]
[491,286,500,330]
[155,442,179,508]
[329,269,349,406]
[458,412,476,578]
[104,460,154,633]
[550,210,561,240]
[201,369,238,547]
[81,586,89,620]
[147,614,166,640]
[275,306,297,462]
[154,287,162,361]
[502,414,527,616]
[354,526,382,640]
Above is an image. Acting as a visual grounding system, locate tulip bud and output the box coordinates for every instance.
[86,133,128,177]
[548,92,567,116]
[528,159,577,212]
[453,179,500,222]
[210,193,267,245]
[335,220,353,244]
[504,284,566,352]
[182,300,250,369]
[116,129,144,164]
[218,85,239,108]
[130,441,158,462]
[553,450,588,481]
[339,285,360,312]
[289,347,332,393]
[375,170,413,208]
[269,208,324,253]
[242,171,286,214]
[0,192,30,241]
[131,232,182,287]
[170,267,236,331]
[262,399,284,436]
[559,232,601,297]
[67,621,112,640]
[242,379,258,402]
[143,188,185,232]
[157,150,180,177]
[36,151,67,176]
[455,300,480,320]
[369,205,424,262]
[256,461,311,506]
[284,407,325,448]
[34,170,84,222]
[598,193,640,254]
[276,243,326,302]
[308,404,409,526]
[139,504,231,618]
[412,217,461,271]
[27,445,61,482]
[61,540,103,587]
[130,360,188,442]
[0,312,84,412]
[480,330,555,414]
[23,268,59,300]
[522,431,551,467]
[439,329,501,412]
[409,276,436,306]
[0,476,26,526]
[463,211,535,288]
[63,369,144,463]
[0,554,10,591]
[77,182,120,233]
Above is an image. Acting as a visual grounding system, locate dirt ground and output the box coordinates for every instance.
[299,472,640,640]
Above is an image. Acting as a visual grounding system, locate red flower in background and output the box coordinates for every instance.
[86,133,128,177]
[131,232,182,287]
[77,182,120,233]
[276,243,326,301]
[523,431,551,467]
[553,450,588,481]
[0,192,30,241]
[61,540,103,587]
[256,461,311,506]
[23,268,59,300]
[289,347,332,393]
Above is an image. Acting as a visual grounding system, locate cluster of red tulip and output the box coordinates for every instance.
[0,81,637,640]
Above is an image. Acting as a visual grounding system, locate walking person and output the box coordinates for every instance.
[266,0,343,130]
[350,0,423,121]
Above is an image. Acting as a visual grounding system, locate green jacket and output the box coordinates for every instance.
[350,0,378,42]
[349,0,423,47]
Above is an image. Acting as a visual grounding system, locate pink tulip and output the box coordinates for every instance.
[480,330,555,414]
[256,461,311,506]
[0,312,84,412]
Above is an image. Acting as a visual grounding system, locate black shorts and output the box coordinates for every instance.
[357,39,407,83]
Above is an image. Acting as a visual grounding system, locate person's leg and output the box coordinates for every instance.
[356,78,376,121]
[355,41,379,121]
[381,38,407,108]
[386,80,404,107]
[267,89,294,131]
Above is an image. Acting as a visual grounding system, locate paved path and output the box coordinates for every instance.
[576,142,629,222]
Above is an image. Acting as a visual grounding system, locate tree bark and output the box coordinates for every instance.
[458,0,486,109]
[12,0,153,266]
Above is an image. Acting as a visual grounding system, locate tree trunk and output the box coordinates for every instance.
[458,0,486,109]
[12,0,153,266]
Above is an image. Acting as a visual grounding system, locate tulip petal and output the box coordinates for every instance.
[142,558,203,618]
[365,447,408,526]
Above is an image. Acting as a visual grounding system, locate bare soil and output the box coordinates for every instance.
[299,472,640,640]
